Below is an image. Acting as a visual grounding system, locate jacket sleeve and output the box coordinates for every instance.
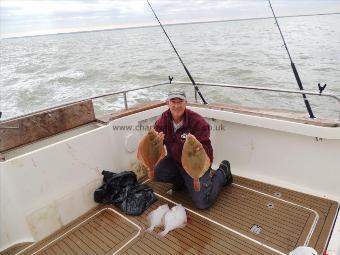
[192,121,213,164]
[154,115,163,133]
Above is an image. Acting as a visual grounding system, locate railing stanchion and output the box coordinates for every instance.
[195,88,198,103]
[123,92,128,109]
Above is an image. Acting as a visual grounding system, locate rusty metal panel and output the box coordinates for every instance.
[0,100,95,152]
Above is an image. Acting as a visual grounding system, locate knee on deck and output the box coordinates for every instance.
[192,196,213,210]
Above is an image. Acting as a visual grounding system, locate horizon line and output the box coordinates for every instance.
[2,12,340,40]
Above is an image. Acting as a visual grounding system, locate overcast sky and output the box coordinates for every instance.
[1,0,340,38]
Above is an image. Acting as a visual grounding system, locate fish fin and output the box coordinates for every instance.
[203,153,211,173]
[193,179,200,192]
[145,226,154,233]
[179,223,187,228]
[181,151,190,172]
[157,230,168,238]
[141,153,152,169]
[137,147,143,163]
[159,146,166,159]
[137,146,148,167]
[137,146,154,179]
[137,136,152,167]
[149,168,155,180]
[155,151,165,166]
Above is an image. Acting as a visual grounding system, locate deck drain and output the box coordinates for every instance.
[250,224,262,235]
[267,202,274,209]
[273,192,282,197]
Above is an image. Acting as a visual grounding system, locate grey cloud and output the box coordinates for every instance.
[1,0,340,38]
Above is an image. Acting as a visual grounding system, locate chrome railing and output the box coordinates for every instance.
[174,81,340,104]
[1,80,339,125]
[0,82,169,124]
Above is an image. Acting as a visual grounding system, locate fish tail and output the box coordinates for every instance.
[145,226,154,233]
[149,169,155,180]
[157,230,168,238]
[194,179,200,192]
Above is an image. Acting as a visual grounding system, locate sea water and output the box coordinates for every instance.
[1,15,339,120]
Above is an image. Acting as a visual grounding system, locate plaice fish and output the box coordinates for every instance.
[181,133,211,192]
[158,204,187,237]
[137,128,165,180]
[289,247,318,255]
[146,204,170,233]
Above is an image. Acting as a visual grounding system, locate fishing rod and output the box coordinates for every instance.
[146,0,208,104]
[268,0,315,118]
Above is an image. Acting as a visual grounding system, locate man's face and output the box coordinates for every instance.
[168,98,187,120]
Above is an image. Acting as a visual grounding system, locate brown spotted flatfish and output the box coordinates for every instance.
[137,128,165,180]
[181,133,211,191]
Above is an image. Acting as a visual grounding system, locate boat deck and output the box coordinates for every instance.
[3,176,338,255]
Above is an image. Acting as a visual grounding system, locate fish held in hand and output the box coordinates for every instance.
[181,133,211,192]
[146,204,170,233]
[158,204,187,237]
[137,128,165,180]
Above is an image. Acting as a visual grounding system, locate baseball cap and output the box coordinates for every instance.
[167,89,186,101]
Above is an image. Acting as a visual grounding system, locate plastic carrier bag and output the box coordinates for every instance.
[94,170,157,216]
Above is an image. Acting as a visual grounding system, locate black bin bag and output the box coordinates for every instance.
[94,170,137,203]
[117,184,157,216]
[94,170,157,216]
